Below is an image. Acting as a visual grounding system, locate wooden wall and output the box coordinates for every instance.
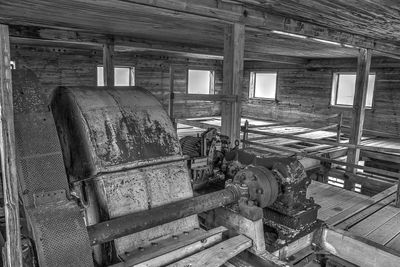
[10,44,223,118]
[242,58,400,135]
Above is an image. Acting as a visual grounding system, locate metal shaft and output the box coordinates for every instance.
[87,188,240,246]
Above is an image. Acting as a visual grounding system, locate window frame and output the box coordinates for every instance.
[331,71,376,109]
[248,71,278,100]
[186,68,215,95]
[97,65,135,86]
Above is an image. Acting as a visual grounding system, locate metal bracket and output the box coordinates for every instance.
[33,189,67,207]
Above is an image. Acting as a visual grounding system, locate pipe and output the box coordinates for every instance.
[87,187,241,246]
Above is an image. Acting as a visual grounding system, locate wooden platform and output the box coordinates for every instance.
[309,181,400,253]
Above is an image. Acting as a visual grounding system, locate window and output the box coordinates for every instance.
[97,66,135,86]
[327,177,344,188]
[10,60,16,69]
[187,69,214,94]
[249,72,277,99]
[331,73,376,108]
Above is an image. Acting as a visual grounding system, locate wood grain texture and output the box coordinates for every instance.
[346,48,372,174]
[168,235,252,267]
[0,24,22,267]
[1,0,400,57]
[103,39,114,86]
[221,23,244,146]
[242,57,400,137]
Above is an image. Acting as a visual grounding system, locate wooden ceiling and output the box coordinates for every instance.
[1,0,400,60]
[238,0,400,44]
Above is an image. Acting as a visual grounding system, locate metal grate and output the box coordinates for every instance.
[14,113,69,207]
[27,202,93,267]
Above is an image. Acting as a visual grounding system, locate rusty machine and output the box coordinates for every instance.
[13,80,320,266]
[181,130,321,252]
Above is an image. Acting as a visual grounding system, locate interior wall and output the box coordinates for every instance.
[242,58,400,135]
[10,44,223,118]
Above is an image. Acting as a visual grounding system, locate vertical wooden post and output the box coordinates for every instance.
[396,179,400,208]
[0,24,22,267]
[169,65,175,127]
[103,38,114,86]
[336,112,343,143]
[221,23,244,147]
[242,120,249,149]
[346,49,372,178]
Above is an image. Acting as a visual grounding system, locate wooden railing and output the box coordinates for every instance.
[240,113,400,199]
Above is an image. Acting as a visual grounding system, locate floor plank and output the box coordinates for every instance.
[365,211,400,245]
[347,205,400,237]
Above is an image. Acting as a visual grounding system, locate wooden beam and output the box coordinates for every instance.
[168,65,175,121]
[0,24,22,267]
[221,23,245,146]
[173,94,237,102]
[321,228,400,267]
[3,1,400,57]
[168,234,252,267]
[103,38,114,86]
[112,227,228,267]
[206,207,266,253]
[9,26,306,65]
[244,129,400,155]
[346,48,372,174]
[115,0,400,57]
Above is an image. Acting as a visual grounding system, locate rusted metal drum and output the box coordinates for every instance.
[51,86,198,258]
[51,86,183,180]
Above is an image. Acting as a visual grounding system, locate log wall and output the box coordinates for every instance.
[10,44,223,118]
[242,58,400,135]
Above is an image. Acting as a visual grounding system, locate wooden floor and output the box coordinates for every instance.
[308,181,400,253]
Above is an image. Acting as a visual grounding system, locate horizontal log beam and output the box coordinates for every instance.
[173,93,237,102]
[124,0,400,57]
[9,25,307,64]
[87,188,239,246]
[2,1,400,57]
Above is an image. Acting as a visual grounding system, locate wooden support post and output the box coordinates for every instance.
[242,120,249,149]
[169,65,175,127]
[204,207,266,253]
[0,24,22,267]
[221,23,244,147]
[346,48,372,179]
[336,112,343,143]
[103,38,114,86]
[396,180,400,208]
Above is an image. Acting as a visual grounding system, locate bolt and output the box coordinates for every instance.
[183,231,189,235]
[139,247,144,251]
[151,242,158,247]
[256,188,263,194]
[172,235,178,239]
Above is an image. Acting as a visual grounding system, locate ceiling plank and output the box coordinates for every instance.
[1,0,393,58]
[122,0,400,57]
